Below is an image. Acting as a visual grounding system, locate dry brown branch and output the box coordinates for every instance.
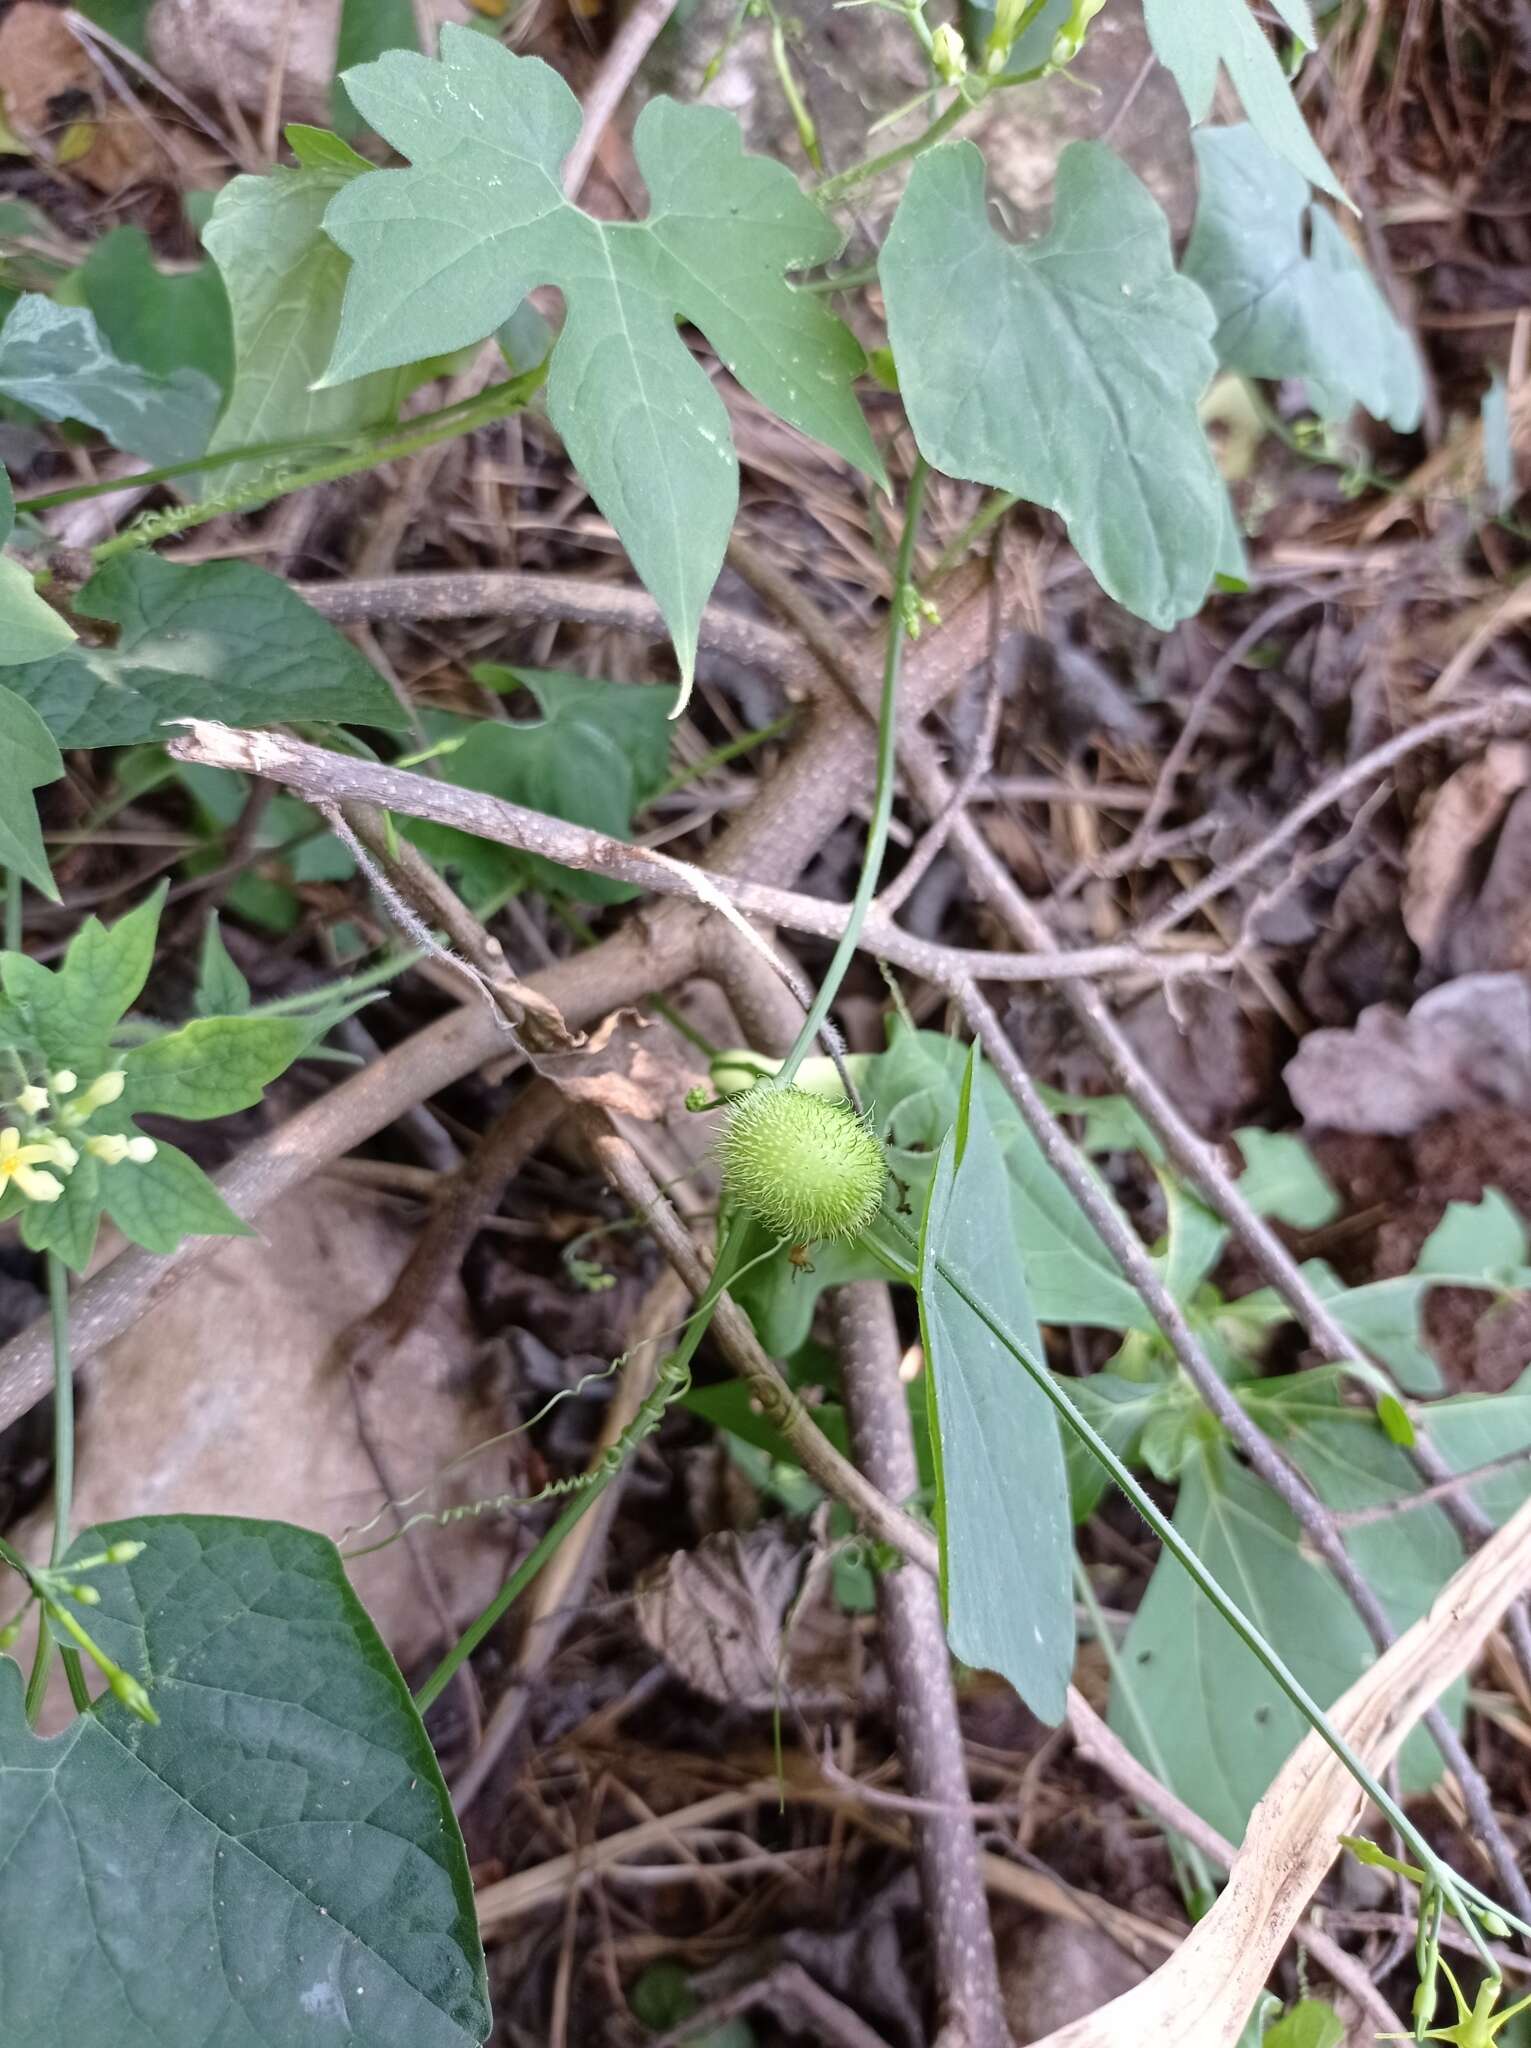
[1032,1489,1531,2046]
[832,1283,1008,2048]
[166,722,1229,990]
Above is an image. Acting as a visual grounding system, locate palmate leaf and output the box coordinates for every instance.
[917,1047,1074,1723]
[1,552,405,747]
[318,25,882,697]
[0,1516,489,2048]
[881,142,1226,630]
[1142,0,1345,203]
[1184,126,1423,430]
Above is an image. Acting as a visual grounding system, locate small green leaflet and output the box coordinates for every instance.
[0,685,62,899]
[1,552,405,747]
[0,1517,490,2048]
[194,914,253,1016]
[1184,126,1423,431]
[319,26,882,697]
[75,225,234,403]
[0,294,220,464]
[200,145,432,495]
[1233,1126,1339,1231]
[406,666,678,906]
[881,142,1226,629]
[1264,2002,1345,2048]
[0,471,76,667]
[1142,0,1345,204]
[916,1045,1075,1724]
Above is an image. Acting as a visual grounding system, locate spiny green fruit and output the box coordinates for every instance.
[720,1082,887,1245]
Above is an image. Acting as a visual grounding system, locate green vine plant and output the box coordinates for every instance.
[0,1,1518,2042]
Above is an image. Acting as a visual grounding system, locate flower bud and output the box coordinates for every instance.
[108,1667,159,1724]
[105,1540,147,1565]
[14,1084,48,1117]
[70,1583,101,1606]
[931,23,967,84]
[75,1070,126,1117]
[125,1136,157,1165]
[50,1071,77,1096]
[86,1135,131,1166]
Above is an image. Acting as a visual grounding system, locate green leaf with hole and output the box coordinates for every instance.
[0,294,221,463]
[122,1015,307,1119]
[917,1044,1074,1724]
[319,26,882,698]
[0,1515,490,2047]
[1184,126,1422,430]
[1,472,76,668]
[1142,0,1344,203]
[0,552,405,747]
[0,683,62,899]
[882,141,1226,629]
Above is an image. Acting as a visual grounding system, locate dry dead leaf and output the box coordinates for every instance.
[0,3,176,192]
[1286,973,1531,1134]
[637,1527,852,1709]
[542,1007,701,1121]
[1404,744,1531,970]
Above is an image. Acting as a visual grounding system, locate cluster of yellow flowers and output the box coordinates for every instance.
[0,1070,155,1205]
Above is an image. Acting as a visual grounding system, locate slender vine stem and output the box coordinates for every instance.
[86,363,547,567]
[813,98,967,204]
[778,459,928,1085]
[22,1257,85,1721]
[413,1210,753,1715]
[17,369,547,519]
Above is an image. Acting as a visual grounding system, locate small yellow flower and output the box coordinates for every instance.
[0,1126,64,1203]
[46,1137,78,1171]
[50,1071,77,1096]
[14,1084,48,1116]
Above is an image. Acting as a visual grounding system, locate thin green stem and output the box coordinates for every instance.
[17,370,546,519]
[813,96,967,204]
[1074,1556,1216,1914]
[934,490,1017,574]
[413,1212,753,1716]
[413,1482,609,1714]
[87,364,546,568]
[778,459,928,1085]
[24,1256,82,1719]
[652,711,796,799]
[46,1257,72,1568]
